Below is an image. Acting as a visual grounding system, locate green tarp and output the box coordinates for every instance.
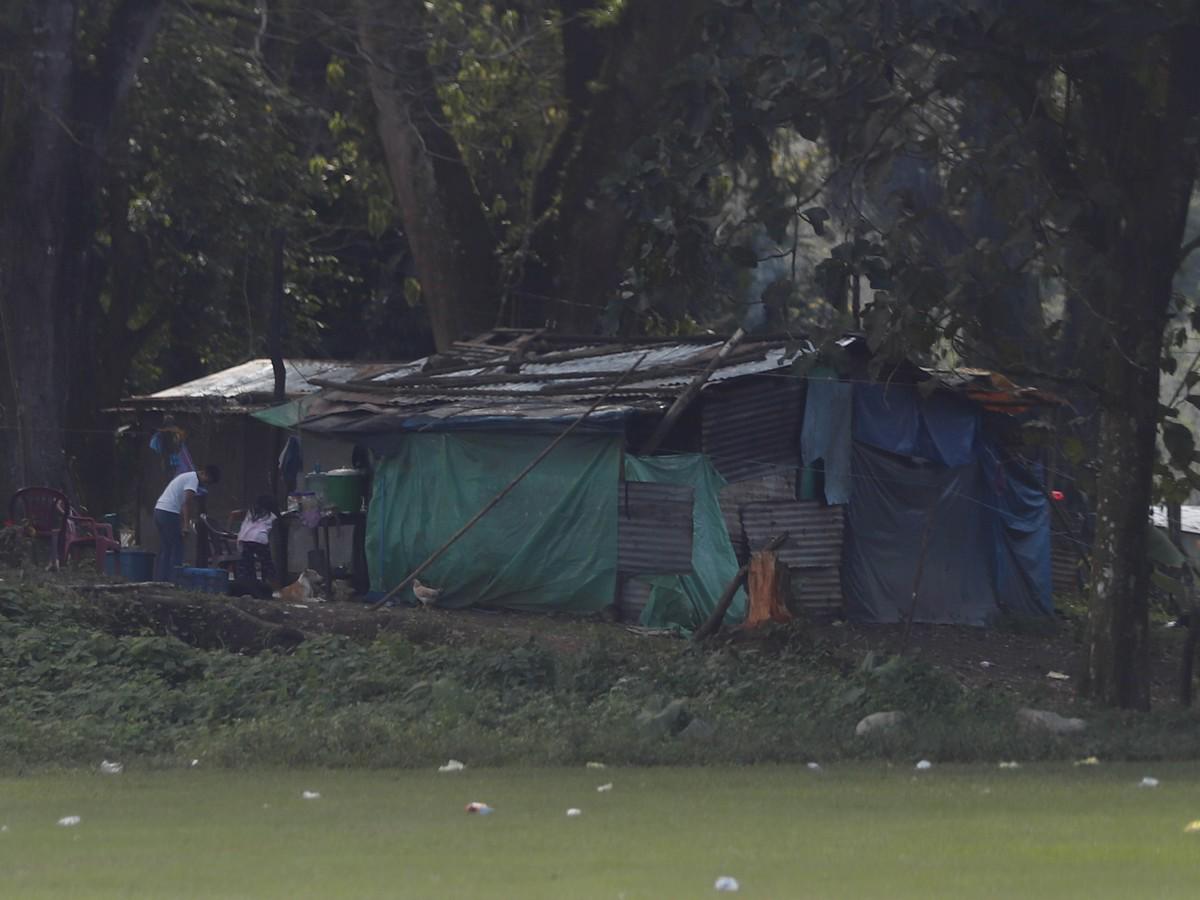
[624,454,746,631]
[367,433,620,612]
[251,400,305,429]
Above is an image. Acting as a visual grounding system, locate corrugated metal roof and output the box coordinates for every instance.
[618,482,694,574]
[743,501,845,568]
[122,358,412,410]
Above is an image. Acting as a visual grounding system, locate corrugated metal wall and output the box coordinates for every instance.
[701,376,803,483]
[617,482,694,574]
[718,472,797,560]
[616,578,653,624]
[742,500,846,607]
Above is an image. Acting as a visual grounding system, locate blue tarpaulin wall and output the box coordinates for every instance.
[843,383,1052,624]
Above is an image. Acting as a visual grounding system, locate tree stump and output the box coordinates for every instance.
[744,550,792,628]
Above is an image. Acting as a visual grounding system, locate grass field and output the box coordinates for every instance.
[4,763,1200,898]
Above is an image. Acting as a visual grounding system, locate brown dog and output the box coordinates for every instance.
[273,568,324,603]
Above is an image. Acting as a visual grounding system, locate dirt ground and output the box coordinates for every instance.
[55,569,1192,707]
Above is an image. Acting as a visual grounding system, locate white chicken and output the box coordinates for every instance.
[412,579,442,608]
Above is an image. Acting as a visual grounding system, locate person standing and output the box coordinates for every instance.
[154,465,221,583]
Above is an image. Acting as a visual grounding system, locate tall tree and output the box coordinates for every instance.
[0,0,165,497]
[353,0,707,348]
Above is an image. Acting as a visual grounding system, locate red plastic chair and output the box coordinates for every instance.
[9,488,69,567]
[63,513,119,572]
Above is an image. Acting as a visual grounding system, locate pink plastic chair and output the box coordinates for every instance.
[63,513,119,572]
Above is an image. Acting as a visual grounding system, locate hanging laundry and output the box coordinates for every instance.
[279,435,303,492]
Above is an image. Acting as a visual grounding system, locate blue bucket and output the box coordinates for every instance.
[104,549,156,582]
[178,567,228,594]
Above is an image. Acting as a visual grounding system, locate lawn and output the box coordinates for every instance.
[3,763,1200,898]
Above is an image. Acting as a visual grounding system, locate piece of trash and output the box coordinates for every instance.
[980,660,993,668]
[262,803,271,809]
[566,808,582,817]
[806,762,821,771]
[998,761,1021,769]
[190,759,200,768]
[99,760,123,775]
[465,802,493,815]
[438,759,465,773]
[1185,821,1200,833]
[586,761,606,769]
[915,760,933,771]
[1074,756,1100,766]
[714,875,740,892]
[596,783,613,793]
[301,790,321,800]
[1047,671,1070,681]
[1139,777,1160,788]
[57,816,81,828]
[1,825,8,833]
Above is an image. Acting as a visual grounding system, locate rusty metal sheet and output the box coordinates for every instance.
[618,482,694,574]
[743,501,845,569]
[701,376,803,483]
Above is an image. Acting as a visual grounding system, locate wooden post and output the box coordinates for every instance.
[693,532,788,640]
[638,328,745,456]
[899,502,938,655]
[744,549,793,628]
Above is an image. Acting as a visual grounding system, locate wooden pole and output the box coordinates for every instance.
[638,328,745,456]
[899,502,938,655]
[370,352,650,610]
[693,532,788,641]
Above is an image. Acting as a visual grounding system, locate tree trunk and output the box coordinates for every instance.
[519,0,708,331]
[1082,29,1200,709]
[0,0,165,503]
[0,0,78,496]
[355,0,501,351]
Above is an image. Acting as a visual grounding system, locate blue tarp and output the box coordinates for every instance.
[800,367,854,505]
[853,383,978,467]
[844,383,1052,623]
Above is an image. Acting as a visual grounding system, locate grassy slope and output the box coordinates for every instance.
[4,765,1200,898]
[4,575,1200,769]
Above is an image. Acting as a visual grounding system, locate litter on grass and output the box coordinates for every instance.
[438,759,466,773]
[100,760,124,775]
[915,760,933,771]
[596,783,613,793]
[1139,777,1160,789]
[1047,671,1070,681]
[586,762,606,770]
[57,816,81,827]
[301,791,321,800]
[465,802,493,815]
[1185,821,1200,833]
[714,876,740,892]
[998,761,1021,769]
[806,762,821,771]
[566,808,582,817]
[1074,757,1100,766]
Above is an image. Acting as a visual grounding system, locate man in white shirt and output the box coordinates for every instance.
[154,465,221,583]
